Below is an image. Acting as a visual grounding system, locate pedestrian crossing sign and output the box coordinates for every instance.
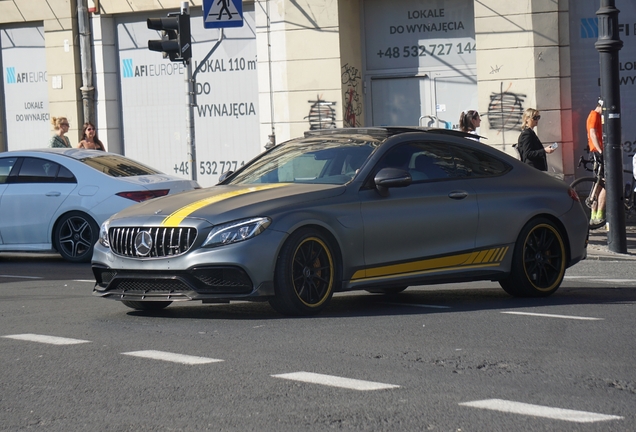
[203,0,243,29]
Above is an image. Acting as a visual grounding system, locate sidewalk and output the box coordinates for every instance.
[586,223,636,261]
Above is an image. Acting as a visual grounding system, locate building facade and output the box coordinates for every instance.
[0,0,634,187]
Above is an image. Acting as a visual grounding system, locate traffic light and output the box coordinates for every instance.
[177,12,191,61]
[147,11,191,62]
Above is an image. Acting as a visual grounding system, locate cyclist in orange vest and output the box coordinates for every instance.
[587,100,605,223]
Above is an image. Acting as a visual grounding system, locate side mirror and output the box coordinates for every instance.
[374,168,412,197]
[218,171,234,183]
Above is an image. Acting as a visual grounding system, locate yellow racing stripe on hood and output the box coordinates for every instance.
[161,184,288,227]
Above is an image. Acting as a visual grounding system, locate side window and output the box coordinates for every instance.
[409,143,454,181]
[452,146,510,177]
[374,142,455,182]
[376,144,419,172]
[56,165,77,183]
[15,157,60,183]
[0,157,18,184]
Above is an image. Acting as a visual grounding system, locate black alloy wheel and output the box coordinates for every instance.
[499,218,566,297]
[270,228,339,316]
[54,211,99,263]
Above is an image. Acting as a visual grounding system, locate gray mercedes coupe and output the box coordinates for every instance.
[92,127,589,316]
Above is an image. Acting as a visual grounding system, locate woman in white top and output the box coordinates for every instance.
[78,122,105,151]
[459,110,481,141]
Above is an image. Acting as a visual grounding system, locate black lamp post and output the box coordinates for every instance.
[596,0,626,253]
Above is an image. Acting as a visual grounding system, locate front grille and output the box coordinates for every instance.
[116,279,189,292]
[109,227,197,258]
[93,267,253,296]
[192,267,252,293]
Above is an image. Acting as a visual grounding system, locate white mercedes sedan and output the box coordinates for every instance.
[0,149,199,262]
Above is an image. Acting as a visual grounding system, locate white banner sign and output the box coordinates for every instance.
[1,26,49,150]
[364,0,476,71]
[117,6,259,187]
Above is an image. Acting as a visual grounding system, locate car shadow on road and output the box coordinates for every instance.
[124,285,636,320]
[0,254,93,283]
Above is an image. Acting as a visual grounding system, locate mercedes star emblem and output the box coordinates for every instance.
[134,231,153,256]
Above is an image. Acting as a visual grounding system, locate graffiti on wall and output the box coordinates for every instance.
[306,95,337,130]
[487,82,526,132]
[342,63,362,127]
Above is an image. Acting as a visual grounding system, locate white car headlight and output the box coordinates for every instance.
[203,217,271,248]
[98,220,110,248]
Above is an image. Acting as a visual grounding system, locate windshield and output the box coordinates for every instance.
[81,154,162,177]
[227,136,379,185]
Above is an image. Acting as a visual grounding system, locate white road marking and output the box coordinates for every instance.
[460,399,623,423]
[272,371,399,391]
[0,274,42,279]
[564,276,636,284]
[121,350,223,365]
[73,279,96,283]
[2,333,90,345]
[501,311,603,321]
[383,302,451,309]
[596,279,636,284]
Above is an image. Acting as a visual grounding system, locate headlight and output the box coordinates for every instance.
[98,220,110,248]
[203,217,271,248]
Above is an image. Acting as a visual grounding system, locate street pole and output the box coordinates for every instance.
[596,0,625,253]
[189,28,225,182]
[77,0,94,124]
[182,2,197,182]
[186,58,196,182]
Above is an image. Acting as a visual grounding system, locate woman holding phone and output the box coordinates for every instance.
[516,108,555,171]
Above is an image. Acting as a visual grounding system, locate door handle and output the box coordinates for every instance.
[448,191,468,200]
[46,191,61,197]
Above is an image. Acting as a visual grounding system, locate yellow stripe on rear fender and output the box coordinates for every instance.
[161,184,288,227]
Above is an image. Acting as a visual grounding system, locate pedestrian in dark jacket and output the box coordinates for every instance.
[516,108,554,171]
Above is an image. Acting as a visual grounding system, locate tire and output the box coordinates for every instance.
[121,300,172,311]
[365,286,408,294]
[499,218,566,297]
[269,228,339,316]
[570,177,605,230]
[53,211,99,263]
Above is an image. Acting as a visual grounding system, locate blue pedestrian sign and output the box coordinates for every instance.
[203,0,243,29]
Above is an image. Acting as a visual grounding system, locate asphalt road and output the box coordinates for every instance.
[1,253,635,431]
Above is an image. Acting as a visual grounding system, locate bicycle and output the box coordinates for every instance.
[570,154,636,230]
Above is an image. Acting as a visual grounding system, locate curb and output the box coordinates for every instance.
[585,253,636,261]
[585,246,636,261]
[586,225,636,260]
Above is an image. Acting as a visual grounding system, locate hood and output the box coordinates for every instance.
[109,183,345,226]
